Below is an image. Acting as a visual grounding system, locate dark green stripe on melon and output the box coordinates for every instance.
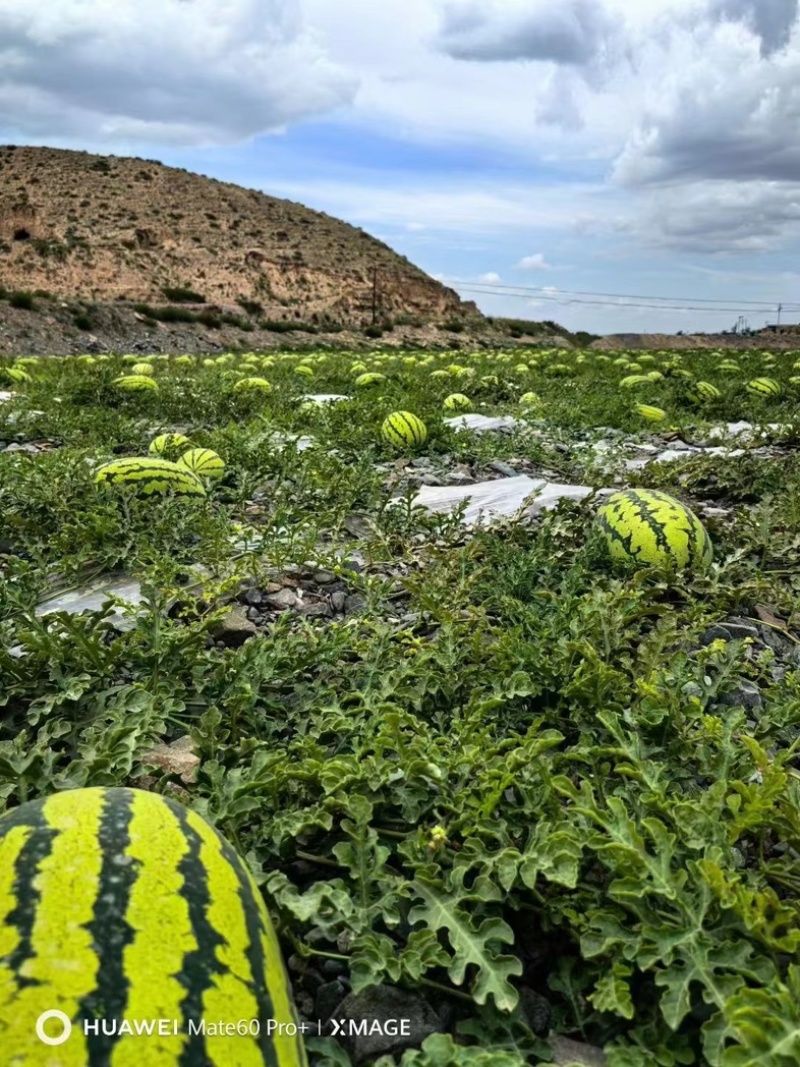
[77,792,137,1062]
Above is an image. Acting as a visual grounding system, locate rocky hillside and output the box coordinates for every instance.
[0,145,479,329]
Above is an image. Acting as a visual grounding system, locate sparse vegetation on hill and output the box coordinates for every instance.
[0,145,480,328]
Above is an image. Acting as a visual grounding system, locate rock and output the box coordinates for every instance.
[265,587,300,609]
[315,980,347,1022]
[488,459,518,477]
[209,605,257,646]
[331,591,347,612]
[142,735,200,784]
[242,588,263,607]
[517,988,551,1035]
[331,985,442,1064]
[300,601,333,617]
[701,620,759,644]
[718,680,763,711]
[444,470,475,485]
[344,594,366,615]
[313,570,336,584]
[548,1034,608,1066]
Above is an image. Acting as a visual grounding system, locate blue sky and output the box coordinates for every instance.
[2,0,800,334]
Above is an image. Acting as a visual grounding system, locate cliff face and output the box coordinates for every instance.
[0,146,480,327]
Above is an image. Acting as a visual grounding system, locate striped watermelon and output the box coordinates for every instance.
[113,375,159,392]
[149,433,191,458]
[619,375,650,389]
[687,381,720,403]
[178,448,226,481]
[234,378,272,392]
[381,411,428,450]
[443,393,472,411]
[0,787,307,1066]
[354,373,386,386]
[597,489,713,573]
[94,458,206,496]
[746,378,781,397]
[131,363,155,376]
[634,404,667,422]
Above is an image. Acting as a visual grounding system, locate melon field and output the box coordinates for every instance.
[2,345,800,1067]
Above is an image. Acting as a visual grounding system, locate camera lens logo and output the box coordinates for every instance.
[36,1010,72,1046]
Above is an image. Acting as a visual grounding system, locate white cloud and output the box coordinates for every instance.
[517,253,551,269]
[435,0,620,70]
[0,0,357,144]
[478,271,502,282]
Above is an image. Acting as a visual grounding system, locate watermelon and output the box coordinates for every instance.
[149,433,191,458]
[746,378,781,397]
[178,448,226,481]
[687,381,720,403]
[234,378,272,392]
[381,411,427,450]
[0,787,307,1066]
[94,458,206,496]
[113,375,159,392]
[634,404,667,422]
[597,489,713,573]
[442,393,472,411]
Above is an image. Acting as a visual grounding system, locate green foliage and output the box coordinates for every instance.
[0,344,799,1064]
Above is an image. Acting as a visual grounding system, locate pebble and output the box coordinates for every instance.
[266,588,300,609]
[344,594,366,615]
[331,591,347,612]
[488,459,517,477]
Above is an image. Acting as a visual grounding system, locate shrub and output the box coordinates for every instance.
[9,291,35,310]
[162,286,206,304]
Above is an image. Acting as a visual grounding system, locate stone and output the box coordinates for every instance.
[209,606,257,647]
[487,459,517,478]
[701,620,759,644]
[242,588,263,607]
[313,570,336,584]
[265,587,300,609]
[331,985,442,1064]
[718,680,763,711]
[344,594,366,615]
[331,591,347,612]
[300,601,333,617]
[548,1034,608,1066]
[315,980,347,1022]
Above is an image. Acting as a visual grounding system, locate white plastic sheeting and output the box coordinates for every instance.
[408,475,614,529]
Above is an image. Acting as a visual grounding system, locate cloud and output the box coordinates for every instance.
[0,0,357,145]
[709,0,798,56]
[517,253,551,269]
[478,271,502,282]
[435,0,619,68]
[631,180,800,253]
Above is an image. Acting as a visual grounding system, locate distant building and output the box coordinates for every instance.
[762,323,800,333]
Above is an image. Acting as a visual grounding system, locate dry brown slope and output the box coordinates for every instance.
[0,145,479,327]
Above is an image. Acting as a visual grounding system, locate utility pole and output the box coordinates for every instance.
[777,302,782,326]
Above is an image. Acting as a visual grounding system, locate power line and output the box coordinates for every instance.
[442,278,800,310]
[452,284,797,315]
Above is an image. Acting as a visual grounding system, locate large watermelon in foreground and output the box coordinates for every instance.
[0,787,308,1066]
[596,489,713,573]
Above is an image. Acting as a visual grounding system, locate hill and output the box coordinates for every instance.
[0,145,479,330]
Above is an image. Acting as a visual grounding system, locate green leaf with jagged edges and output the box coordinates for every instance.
[408,867,523,1011]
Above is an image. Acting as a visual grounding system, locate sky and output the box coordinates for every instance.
[1,0,800,334]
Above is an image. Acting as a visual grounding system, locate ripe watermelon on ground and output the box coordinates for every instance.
[0,787,308,1066]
